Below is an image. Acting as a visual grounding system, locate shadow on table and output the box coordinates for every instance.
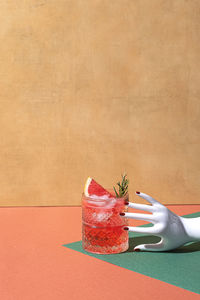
[127,236,200,253]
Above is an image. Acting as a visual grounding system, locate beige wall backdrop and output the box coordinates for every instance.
[0,0,199,206]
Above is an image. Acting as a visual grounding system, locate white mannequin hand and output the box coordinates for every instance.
[121,192,200,252]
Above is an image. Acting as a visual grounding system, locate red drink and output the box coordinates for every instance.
[82,192,129,254]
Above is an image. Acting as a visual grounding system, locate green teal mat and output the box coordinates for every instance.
[63,212,200,294]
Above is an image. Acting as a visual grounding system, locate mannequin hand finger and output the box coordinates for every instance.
[136,192,162,206]
[125,226,155,234]
[121,212,155,223]
[128,202,155,212]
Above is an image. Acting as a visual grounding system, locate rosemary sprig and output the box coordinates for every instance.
[113,173,129,198]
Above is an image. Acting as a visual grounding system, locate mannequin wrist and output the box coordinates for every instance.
[181,216,200,241]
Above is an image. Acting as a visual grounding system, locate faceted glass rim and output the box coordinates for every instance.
[82,189,129,202]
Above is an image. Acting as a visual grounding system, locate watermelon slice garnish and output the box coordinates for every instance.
[84,177,114,198]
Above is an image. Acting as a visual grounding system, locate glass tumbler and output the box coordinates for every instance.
[82,191,129,254]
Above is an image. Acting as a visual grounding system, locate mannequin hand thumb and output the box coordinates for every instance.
[134,240,164,252]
